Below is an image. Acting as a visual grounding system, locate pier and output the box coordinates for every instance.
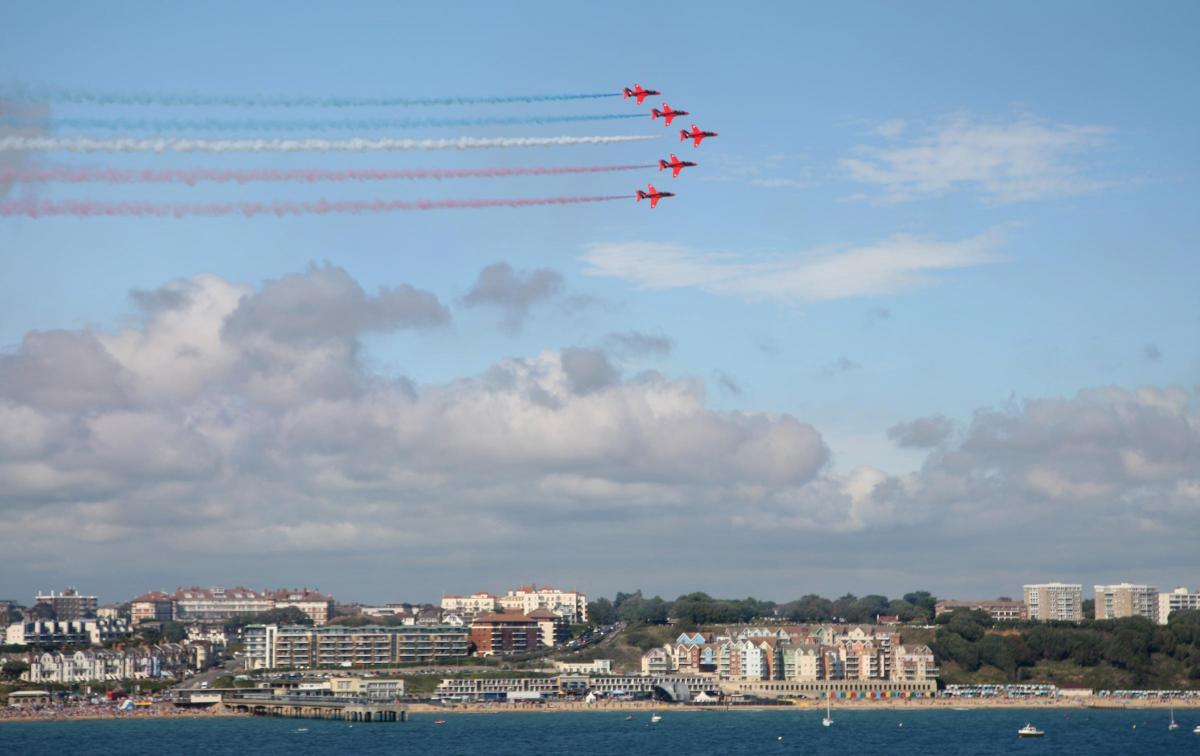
[222,694,407,722]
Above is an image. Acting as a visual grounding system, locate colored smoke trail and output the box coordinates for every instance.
[4,88,621,107]
[0,135,657,153]
[0,196,631,218]
[0,114,646,132]
[1,164,657,185]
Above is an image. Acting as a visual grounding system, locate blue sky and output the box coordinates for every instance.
[0,2,1197,604]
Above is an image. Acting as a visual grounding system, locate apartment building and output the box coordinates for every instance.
[243,624,469,669]
[469,612,542,656]
[172,587,273,621]
[131,592,175,624]
[34,589,98,620]
[498,586,589,624]
[1094,583,1158,621]
[1023,583,1083,622]
[4,618,131,646]
[1157,587,1200,625]
[267,589,335,625]
[934,600,1028,622]
[440,592,500,617]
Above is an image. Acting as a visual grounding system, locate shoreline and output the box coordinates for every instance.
[3,697,1198,725]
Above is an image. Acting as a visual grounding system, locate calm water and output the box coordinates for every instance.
[2,708,1199,754]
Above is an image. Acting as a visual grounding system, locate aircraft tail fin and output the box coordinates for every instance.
[658,160,667,171]
[636,190,645,201]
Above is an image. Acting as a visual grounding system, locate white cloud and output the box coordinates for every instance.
[582,229,1005,303]
[841,113,1112,203]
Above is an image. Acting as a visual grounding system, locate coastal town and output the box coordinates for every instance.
[3,580,1199,724]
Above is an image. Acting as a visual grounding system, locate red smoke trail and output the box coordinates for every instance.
[0,165,655,185]
[0,196,631,218]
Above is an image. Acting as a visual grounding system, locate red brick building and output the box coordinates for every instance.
[469,611,541,656]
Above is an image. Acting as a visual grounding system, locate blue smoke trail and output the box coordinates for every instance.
[0,113,645,132]
[3,88,621,107]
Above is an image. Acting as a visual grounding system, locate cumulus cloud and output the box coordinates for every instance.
[842,113,1112,203]
[3,267,1196,599]
[463,262,563,331]
[582,229,1004,303]
[0,268,838,593]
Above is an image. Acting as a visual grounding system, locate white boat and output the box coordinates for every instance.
[1193,724,1200,734]
[1018,724,1045,738]
[821,694,833,727]
[650,713,662,723]
[1168,706,1178,731]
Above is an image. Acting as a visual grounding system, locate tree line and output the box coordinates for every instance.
[586,590,941,628]
[932,607,1200,686]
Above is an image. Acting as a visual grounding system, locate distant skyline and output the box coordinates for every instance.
[1,2,1197,602]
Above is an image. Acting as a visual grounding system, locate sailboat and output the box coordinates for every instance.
[650,713,663,723]
[822,693,833,727]
[1168,705,1179,731]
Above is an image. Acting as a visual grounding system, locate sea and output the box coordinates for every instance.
[1,708,1198,754]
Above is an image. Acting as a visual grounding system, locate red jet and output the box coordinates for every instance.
[636,183,675,209]
[680,124,719,147]
[650,103,689,126]
[622,84,661,105]
[658,154,697,178]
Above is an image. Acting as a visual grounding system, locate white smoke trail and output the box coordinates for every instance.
[0,135,657,153]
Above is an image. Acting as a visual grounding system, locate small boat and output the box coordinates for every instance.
[1018,724,1045,738]
[650,713,663,723]
[1168,706,1179,731]
[822,694,833,727]
[624,715,633,721]
[1193,724,1200,734]
[294,728,308,733]
[434,719,446,725]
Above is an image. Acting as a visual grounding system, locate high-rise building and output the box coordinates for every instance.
[1157,587,1200,625]
[34,589,98,620]
[1094,583,1158,622]
[1023,583,1083,622]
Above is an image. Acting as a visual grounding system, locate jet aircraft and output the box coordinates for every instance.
[650,103,689,126]
[622,84,661,105]
[635,183,675,209]
[680,124,719,147]
[658,154,697,178]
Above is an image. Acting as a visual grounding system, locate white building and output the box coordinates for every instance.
[1157,587,1200,625]
[498,586,588,624]
[1094,583,1158,621]
[5,618,131,646]
[440,593,499,617]
[1024,583,1084,622]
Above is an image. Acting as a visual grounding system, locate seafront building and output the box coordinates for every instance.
[1157,587,1200,625]
[469,611,543,655]
[4,618,131,646]
[1094,583,1158,621]
[934,600,1028,622]
[1023,583,1084,622]
[243,623,469,669]
[20,645,199,683]
[640,625,936,685]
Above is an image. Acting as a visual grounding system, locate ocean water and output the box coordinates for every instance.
[1,708,1198,755]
